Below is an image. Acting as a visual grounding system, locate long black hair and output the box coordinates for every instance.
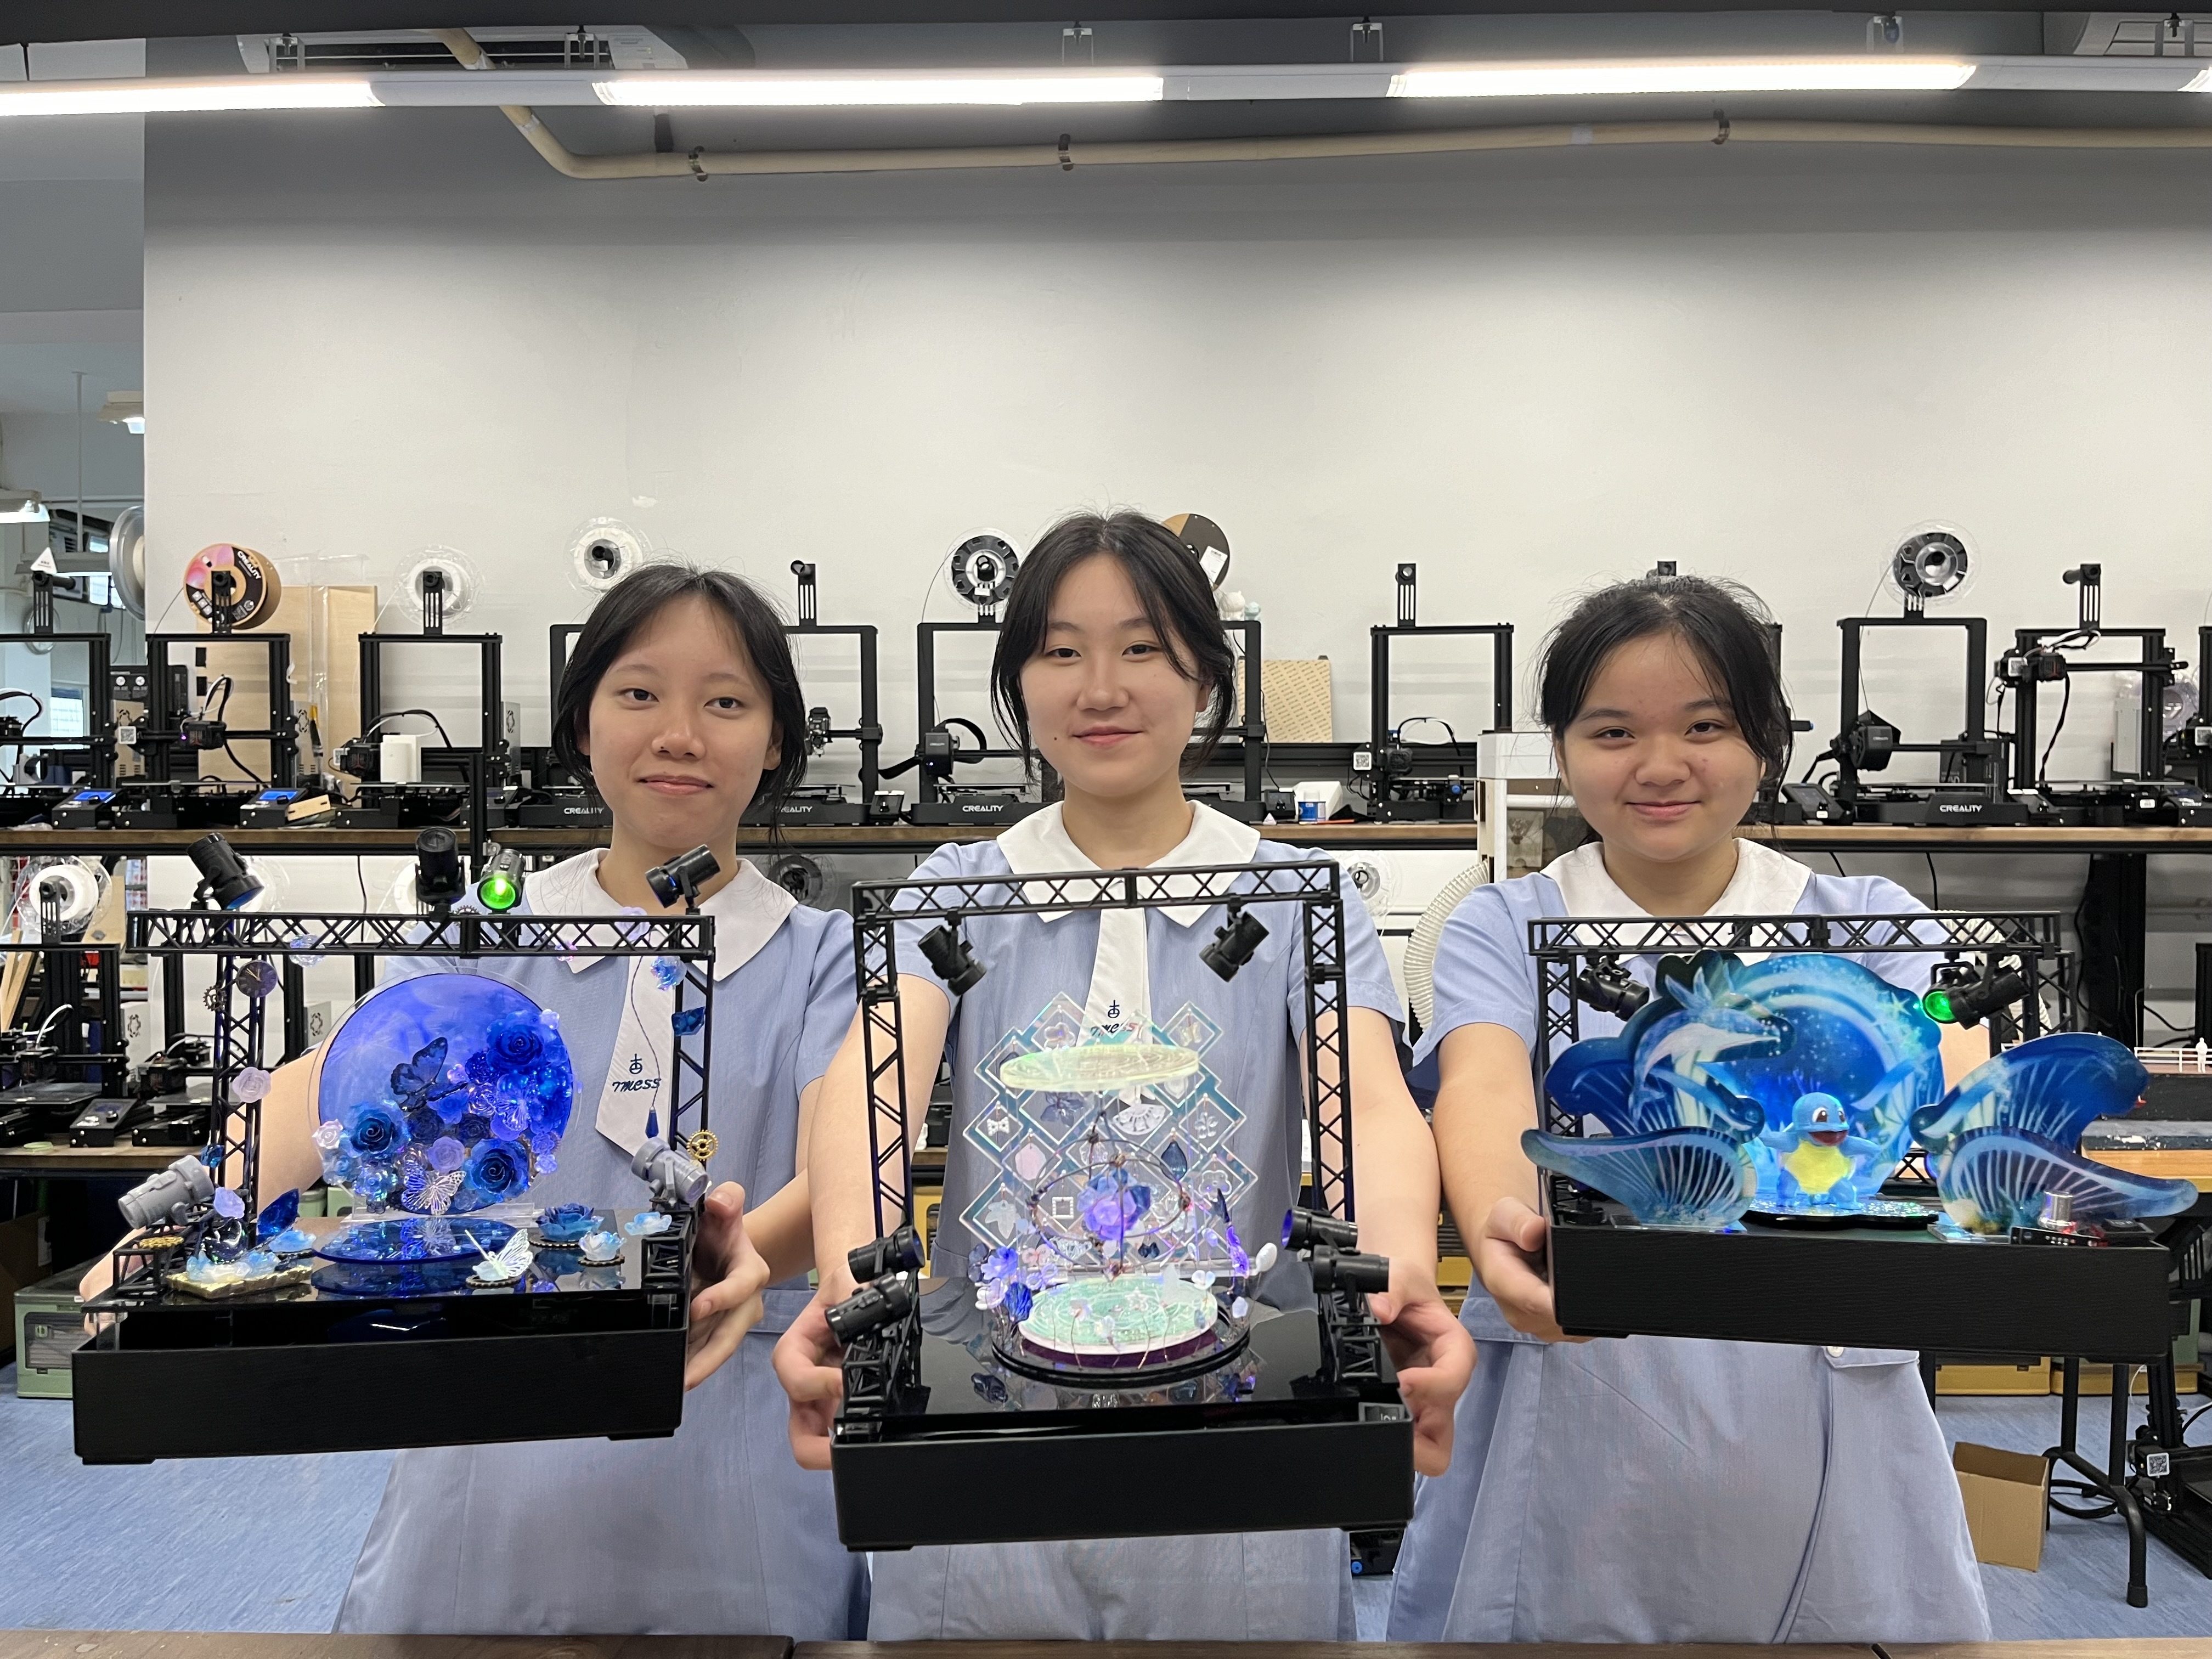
[551,563,807,815]
[989,511,1238,772]
[1537,571,1793,781]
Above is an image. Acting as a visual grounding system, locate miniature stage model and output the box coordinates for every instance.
[1526,912,2199,1357]
[825,857,1412,1550]
[72,837,725,1465]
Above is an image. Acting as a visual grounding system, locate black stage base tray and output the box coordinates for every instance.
[1548,1209,2172,1357]
[75,1211,687,1463]
[831,1278,1412,1550]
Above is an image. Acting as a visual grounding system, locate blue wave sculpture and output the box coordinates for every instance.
[1911,1033,2196,1232]
[1521,1126,1759,1229]
[315,974,575,1216]
[1536,951,1944,1220]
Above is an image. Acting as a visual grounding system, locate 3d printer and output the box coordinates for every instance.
[1800,529,2023,827]
[1360,563,1513,823]
[898,534,1046,827]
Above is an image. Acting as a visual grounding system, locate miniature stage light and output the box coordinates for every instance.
[646,843,722,910]
[919,921,986,994]
[1574,955,1649,1018]
[1200,903,1269,981]
[188,832,262,910]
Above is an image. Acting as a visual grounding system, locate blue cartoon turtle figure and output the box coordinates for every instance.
[1759,1092,1883,1210]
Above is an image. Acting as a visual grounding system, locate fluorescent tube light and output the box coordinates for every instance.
[2185,67,2212,92]
[0,76,380,117]
[1390,59,1974,99]
[594,71,1164,108]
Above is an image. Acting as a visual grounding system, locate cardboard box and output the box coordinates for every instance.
[1938,1358,2051,1395]
[1953,1441,2050,1571]
[13,1259,95,1400]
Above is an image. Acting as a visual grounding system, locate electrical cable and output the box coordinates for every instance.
[221,744,267,787]
[2037,673,2073,792]
[1925,853,1941,911]
[1393,716,1460,748]
[356,857,369,910]
[362,707,455,748]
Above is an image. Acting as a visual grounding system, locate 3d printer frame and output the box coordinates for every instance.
[828,859,1411,1550]
[2006,624,2178,793]
[1531,909,2175,1359]
[140,631,298,792]
[74,908,717,1465]
[0,631,115,789]
[1830,615,2011,816]
[907,619,1044,823]
[1367,594,1513,821]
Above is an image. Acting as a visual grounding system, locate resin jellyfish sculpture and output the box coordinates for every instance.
[970,1033,1278,1375]
[1912,1034,2196,1233]
[1523,951,2192,1234]
[310,974,576,1267]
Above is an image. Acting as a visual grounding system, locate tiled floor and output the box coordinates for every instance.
[5,1365,2209,1637]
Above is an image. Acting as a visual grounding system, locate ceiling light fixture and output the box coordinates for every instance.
[592,71,1164,108]
[0,76,380,117]
[1390,58,1974,99]
[0,493,50,526]
[98,393,144,436]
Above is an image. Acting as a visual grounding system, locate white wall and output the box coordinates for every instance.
[142,104,2212,1022]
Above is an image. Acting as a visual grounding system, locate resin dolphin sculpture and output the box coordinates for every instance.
[1910,1033,2197,1233]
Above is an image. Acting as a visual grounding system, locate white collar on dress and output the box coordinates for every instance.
[996,801,1263,928]
[1545,835,1812,921]
[525,847,794,981]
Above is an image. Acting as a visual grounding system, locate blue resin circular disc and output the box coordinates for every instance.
[316,973,575,1215]
[318,1215,517,1263]
[310,1258,484,1298]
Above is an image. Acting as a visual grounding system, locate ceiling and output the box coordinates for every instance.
[1,2,2062,48]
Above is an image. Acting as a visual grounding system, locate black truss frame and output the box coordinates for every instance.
[110,908,716,1294]
[851,857,1355,1240]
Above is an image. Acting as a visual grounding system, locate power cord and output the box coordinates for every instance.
[363,707,455,748]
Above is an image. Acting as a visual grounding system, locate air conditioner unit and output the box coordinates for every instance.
[236,26,685,74]
[2049,12,2212,57]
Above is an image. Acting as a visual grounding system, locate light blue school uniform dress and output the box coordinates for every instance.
[866,803,1402,1641]
[1386,838,1990,1645]
[335,850,868,1639]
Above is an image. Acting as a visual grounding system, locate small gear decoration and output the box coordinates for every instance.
[688,1130,719,1164]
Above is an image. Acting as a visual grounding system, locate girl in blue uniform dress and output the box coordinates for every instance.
[227,567,862,1637]
[1386,572,1991,1645]
[775,510,1474,1641]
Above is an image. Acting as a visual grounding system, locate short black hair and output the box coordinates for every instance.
[1537,572,1793,781]
[551,563,807,815]
[989,511,1238,774]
